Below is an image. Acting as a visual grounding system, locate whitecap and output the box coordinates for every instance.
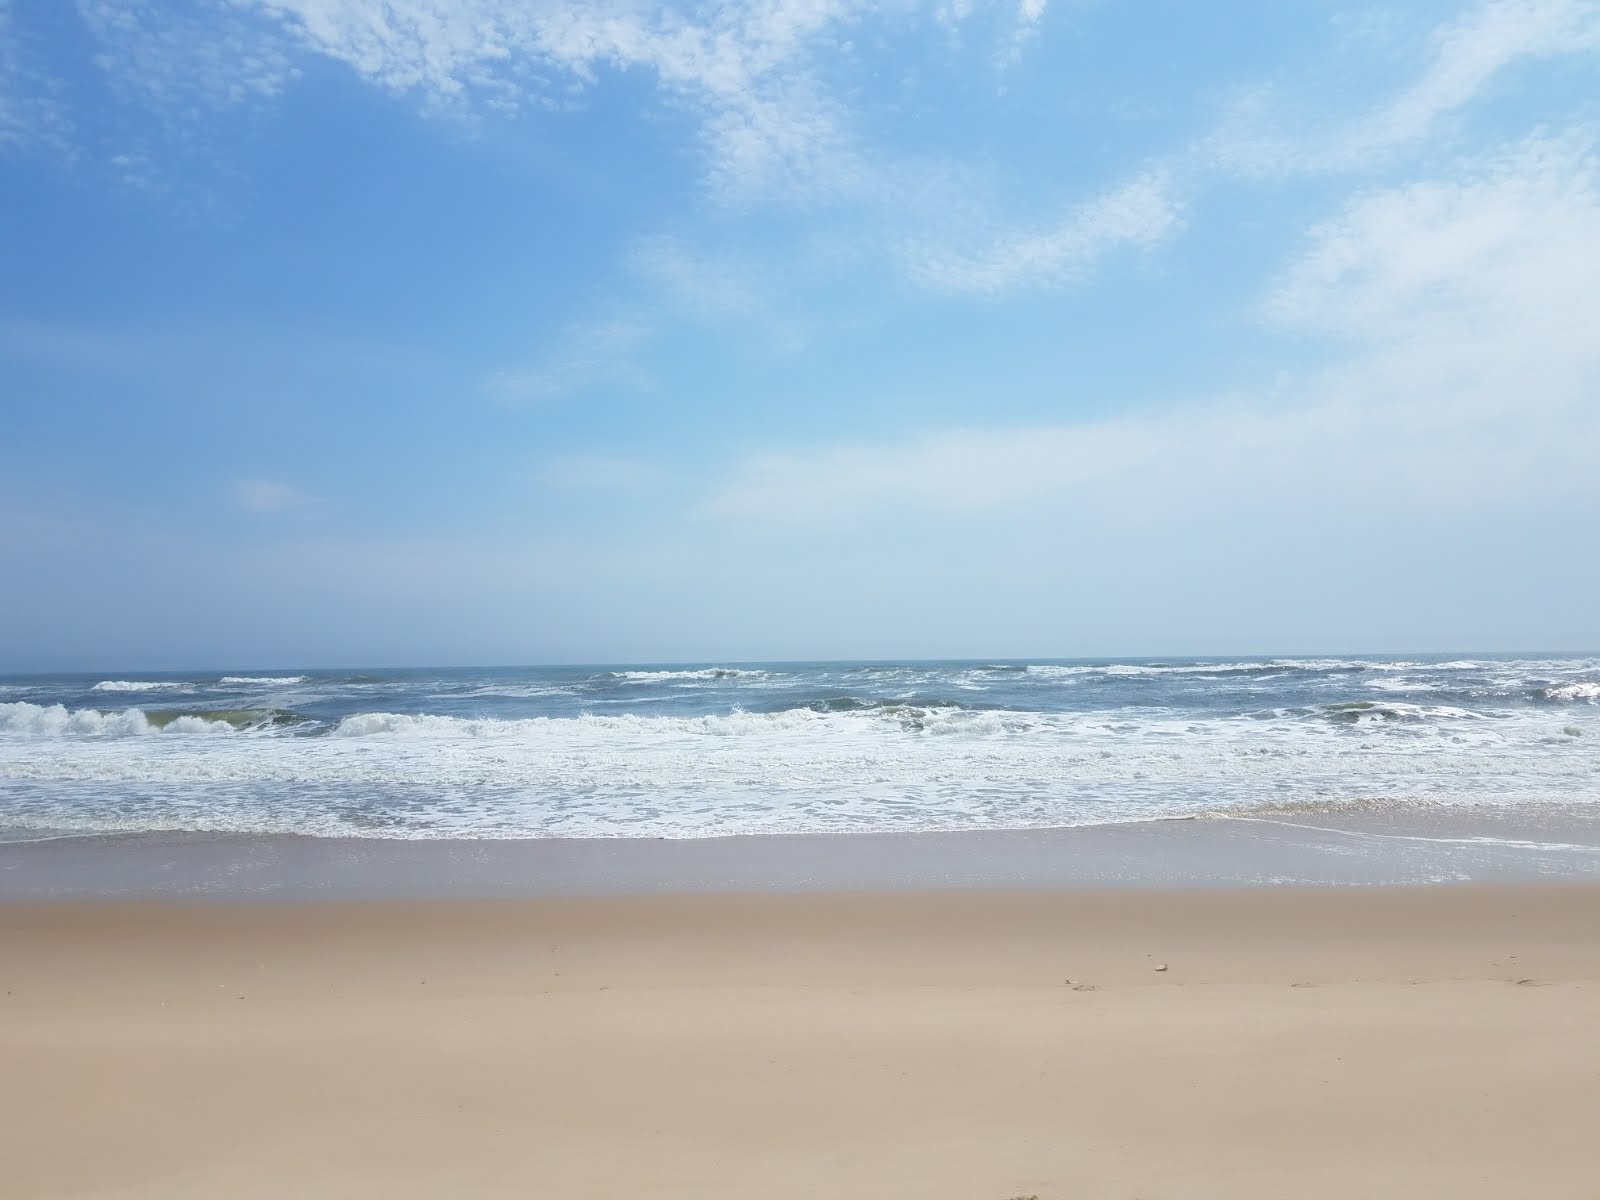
[1545,682,1600,702]
[0,701,240,738]
[606,668,769,683]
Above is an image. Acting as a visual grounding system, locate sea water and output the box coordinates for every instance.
[1,656,1597,842]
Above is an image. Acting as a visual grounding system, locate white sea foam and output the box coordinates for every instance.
[2,693,1597,841]
[1326,701,1489,723]
[0,702,233,738]
[7,658,1600,843]
[445,685,576,699]
[1545,682,1600,702]
[220,676,309,685]
[90,680,186,693]
[1025,660,1355,678]
[1363,677,1448,693]
[607,668,769,683]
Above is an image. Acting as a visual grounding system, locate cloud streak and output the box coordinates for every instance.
[485,320,655,404]
[903,171,1184,295]
[1210,0,1600,175]
[706,131,1600,521]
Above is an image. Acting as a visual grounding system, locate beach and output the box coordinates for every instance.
[5,657,1599,1196]
[5,881,1599,1199]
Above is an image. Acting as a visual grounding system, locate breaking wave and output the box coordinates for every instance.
[1312,700,1489,724]
[146,708,310,731]
[0,702,306,737]
[4,655,1599,841]
[327,704,1033,740]
[1544,682,1600,702]
[1,702,226,737]
[605,667,769,682]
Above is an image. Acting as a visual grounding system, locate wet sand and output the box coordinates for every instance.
[4,884,1599,1198]
[5,803,1600,903]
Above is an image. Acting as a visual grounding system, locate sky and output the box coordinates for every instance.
[1,0,1598,669]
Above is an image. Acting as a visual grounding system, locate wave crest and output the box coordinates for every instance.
[1543,682,1600,702]
[605,667,769,683]
[327,704,1034,740]
[0,702,232,737]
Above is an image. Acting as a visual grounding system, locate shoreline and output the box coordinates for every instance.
[5,883,1599,1198]
[5,805,1600,901]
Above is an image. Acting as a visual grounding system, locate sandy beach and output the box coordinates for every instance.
[4,884,1598,1199]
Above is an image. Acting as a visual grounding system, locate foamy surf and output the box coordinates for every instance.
[2,656,1597,841]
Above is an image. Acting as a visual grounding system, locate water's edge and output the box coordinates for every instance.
[5,810,1600,902]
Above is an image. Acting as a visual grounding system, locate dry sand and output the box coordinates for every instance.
[3,885,1599,1198]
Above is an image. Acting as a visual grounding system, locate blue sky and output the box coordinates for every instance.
[2,0,1598,669]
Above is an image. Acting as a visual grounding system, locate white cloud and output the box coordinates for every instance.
[485,320,654,404]
[0,0,71,154]
[46,0,1140,291]
[629,236,756,316]
[76,0,300,112]
[903,170,1184,294]
[1211,0,1600,175]
[238,0,881,201]
[706,131,1600,521]
[1353,0,1600,157]
[234,479,317,511]
[15,0,1598,314]
[1270,133,1600,342]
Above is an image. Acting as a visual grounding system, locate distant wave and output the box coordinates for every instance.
[604,668,769,683]
[90,680,186,693]
[445,685,577,700]
[220,676,309,686]
[793,694,972,714]
[1022,660,1350,679]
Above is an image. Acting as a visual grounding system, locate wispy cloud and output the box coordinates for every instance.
[76,0,300,112]
[629,235,755,316]
[706,130,1600,521]
[23,0,1151,295]
[10,0,1600,312]
[234,479,317,512]
[1209,0,1600,175]
[1270,132,1600,342]
[903,170,1184,294]
[485,320,654,404]
[0,0,71,155]
[241,0,881,201]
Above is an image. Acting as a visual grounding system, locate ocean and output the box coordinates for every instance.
[1,655,1597,845]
